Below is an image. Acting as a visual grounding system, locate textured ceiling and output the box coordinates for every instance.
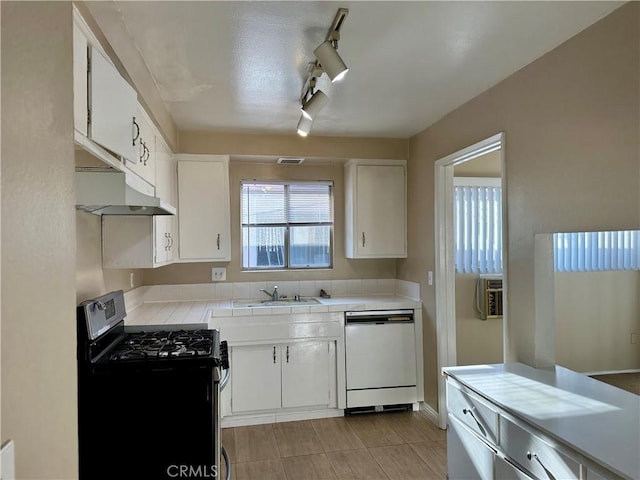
[100,1,621,138]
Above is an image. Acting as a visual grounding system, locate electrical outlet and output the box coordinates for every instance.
[211,268,226,282]
[631,332,638,345]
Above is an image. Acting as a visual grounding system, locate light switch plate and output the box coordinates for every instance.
[212,268,227,282]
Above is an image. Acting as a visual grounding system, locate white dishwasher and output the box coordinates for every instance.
[344,310,417,413]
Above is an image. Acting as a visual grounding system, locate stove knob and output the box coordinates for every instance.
[220,341,230,369]
[95,301,106,311]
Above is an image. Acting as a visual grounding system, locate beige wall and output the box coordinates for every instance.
[179,130,407,160]
[555,270,640,373]
[453,150,502,177]
[1,2,78,478]
[398,3,639,410]
[144,161,397,285]
[455,276,504,366]
[76,211,144,304]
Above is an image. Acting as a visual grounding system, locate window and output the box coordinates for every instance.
[241,181,333,270]
[554,230,640,272]
[454,178,503,274]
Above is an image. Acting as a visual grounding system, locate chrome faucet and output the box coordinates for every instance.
[260,286,279,301]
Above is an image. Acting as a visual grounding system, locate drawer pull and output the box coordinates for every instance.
[462,407,487,437]
[527,452,557,480]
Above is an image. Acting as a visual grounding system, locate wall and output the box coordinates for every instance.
[76,211,144,304]
[397,3,639,410]
[144,161,397,285]
[555,270,640,373]
[1,2,78,478]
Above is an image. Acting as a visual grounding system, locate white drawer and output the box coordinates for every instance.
[500,417,581,480]
[448,414,495,480]
[447,379,499,444]
[495,456,535,480]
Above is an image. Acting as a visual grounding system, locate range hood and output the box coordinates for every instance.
[76,169,176,216]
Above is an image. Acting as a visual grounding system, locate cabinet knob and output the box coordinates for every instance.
[217,233,221,250]
[362,232,366,247]
[273,346,276,364]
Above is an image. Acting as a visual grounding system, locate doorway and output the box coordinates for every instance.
[434,133,506,428]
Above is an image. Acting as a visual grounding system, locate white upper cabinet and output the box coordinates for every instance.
[72,19,88,136]
[87,45,137,164]
[345,160,407,258]
[177,156,231,262]
[126,103,156,186]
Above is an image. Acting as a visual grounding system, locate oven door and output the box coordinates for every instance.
[218,364,231,480]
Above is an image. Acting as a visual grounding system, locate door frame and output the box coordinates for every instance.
[434,132,506,429]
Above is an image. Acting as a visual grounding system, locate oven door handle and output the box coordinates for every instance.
[220,367,230,392]
[221,444,231,480]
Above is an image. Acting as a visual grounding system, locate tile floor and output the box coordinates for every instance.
[221,411,447,480]
[590,372,640,395]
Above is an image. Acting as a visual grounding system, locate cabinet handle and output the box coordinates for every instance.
[462,407,487,437]
[132,117,140,146]
[143,143,150,165]
[168,233,173,250]
[165,233,170,251]
[217,233,221,250]
[273,346,276,364]
[362,232,366,247]
[286,346,290,363]
[527,452,556,479]
[139,140,146,163]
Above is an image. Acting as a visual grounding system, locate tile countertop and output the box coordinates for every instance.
[124,295,421,326]
[443,363,640,480]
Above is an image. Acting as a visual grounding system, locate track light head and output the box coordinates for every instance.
[297,115,312,137]
[313,40,348,83]
[301,89,329,120]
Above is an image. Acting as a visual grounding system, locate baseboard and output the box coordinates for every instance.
[419,401,440,427]
[586,368,640,376]
[221,408,343,428]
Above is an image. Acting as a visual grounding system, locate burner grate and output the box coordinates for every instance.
[107,329,214,361]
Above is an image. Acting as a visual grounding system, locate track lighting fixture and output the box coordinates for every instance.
[297,114,313,137]
[301,79,329,120]
[296,8,349,137]
[314,40,348,83]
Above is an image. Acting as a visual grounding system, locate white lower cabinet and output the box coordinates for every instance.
[448,414,495,480]
[231,341,334,414]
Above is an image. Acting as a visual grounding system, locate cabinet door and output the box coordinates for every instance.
[127,104,156,186]
[177,159,231,261]
[153,216,170,265]
[73,20,88,136]
[88,46,137,163]
[447,414,495,480]
[355,164,406,257]
[231,345,281,413]
[281,342,331,409]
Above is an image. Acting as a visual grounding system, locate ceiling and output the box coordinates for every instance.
[96,1,622,139]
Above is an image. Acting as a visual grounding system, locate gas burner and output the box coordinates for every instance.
[106,329,214,362]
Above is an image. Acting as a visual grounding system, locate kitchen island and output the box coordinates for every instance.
[443,363,640,480]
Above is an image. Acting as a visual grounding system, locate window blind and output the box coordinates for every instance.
[554,230,640,272]
[241,181,333,269]
[454,185,503,274]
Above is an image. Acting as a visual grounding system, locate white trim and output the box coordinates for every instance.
[586,369,640,376]
[534,234,556,367]
[419,402,441,428]
[434,133,505,430]
[453,177,501,187]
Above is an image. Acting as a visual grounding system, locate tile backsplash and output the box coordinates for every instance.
[131,278,421,306]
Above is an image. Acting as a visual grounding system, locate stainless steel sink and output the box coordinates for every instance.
[232,297,320,308]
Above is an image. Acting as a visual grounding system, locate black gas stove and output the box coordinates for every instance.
[77,290,230,480]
